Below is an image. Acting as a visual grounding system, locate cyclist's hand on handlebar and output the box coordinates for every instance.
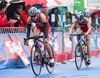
[84,33,88,37]
[24,38,29,46]
[68,34,72,41]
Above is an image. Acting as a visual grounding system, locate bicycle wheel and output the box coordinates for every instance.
[75,43,83,70]
[45,44,54,74]
[30,45,42,76]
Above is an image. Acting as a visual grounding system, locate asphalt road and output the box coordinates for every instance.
[0,56,100,78]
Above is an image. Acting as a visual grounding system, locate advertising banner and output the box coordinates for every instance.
[87,0,100,7]
[74,0,85,13]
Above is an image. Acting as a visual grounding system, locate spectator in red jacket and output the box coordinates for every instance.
[0,1,17,27]
[21,4,32,28]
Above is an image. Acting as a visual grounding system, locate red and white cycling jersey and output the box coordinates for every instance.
[34,13,51,34]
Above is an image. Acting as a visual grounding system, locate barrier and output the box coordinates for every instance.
[0,27,26,34]
[0,27,30,69]
[0,27,100,69]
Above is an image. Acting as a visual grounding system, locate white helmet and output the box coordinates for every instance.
[28,7,39,17]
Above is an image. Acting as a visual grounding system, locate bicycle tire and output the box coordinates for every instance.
[46,44,54,74]
[75,43,83,70]
[30,45,42,76]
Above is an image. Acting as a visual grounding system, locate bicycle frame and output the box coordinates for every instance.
[31,36,47,60]
[71,33,87,48]
[78,36,87,58]
[25,35,46,63]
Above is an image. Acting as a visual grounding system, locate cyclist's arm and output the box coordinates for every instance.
[40,13,48,38]
[26,16,34,38]
[26,24,31,38]
[85,18,91,34]
[69,19,77,35]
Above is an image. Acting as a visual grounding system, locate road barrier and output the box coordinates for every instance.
[0,27,100,69]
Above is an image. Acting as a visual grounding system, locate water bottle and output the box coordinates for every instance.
[82,44,86,52]
[82,44,88,61]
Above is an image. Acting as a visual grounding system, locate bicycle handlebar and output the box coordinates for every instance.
[70,33,88,41]
[70,33,85,36]
[24,35,44,41]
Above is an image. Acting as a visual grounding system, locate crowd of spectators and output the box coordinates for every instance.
[0,0,100,31]
[0,1,72,28]
[0,1,31,28]
[0,1,17,27]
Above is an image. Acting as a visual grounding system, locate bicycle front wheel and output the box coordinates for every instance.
[46,44,54,74]
[30,45,42,76]
[75,43,83,70]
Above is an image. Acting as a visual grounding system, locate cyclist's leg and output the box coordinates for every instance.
[86,34,91,64]
[42,23,53,59]
[76,28,83,40]
[34,26,41,36]
[44,35,54,62]
[33,25,41,55]
[44,35,53,56]
[77,28,83,34]
[44,28,54,66]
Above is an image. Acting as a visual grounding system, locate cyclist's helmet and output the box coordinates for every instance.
[28,7,39,17]
[76,10,85,20]
[85,12,90,17]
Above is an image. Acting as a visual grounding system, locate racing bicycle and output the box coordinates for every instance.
[71,33,90,70]
[24,35,54,76]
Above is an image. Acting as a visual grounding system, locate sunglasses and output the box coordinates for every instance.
[31,15,36,17]
[30,14,38,18]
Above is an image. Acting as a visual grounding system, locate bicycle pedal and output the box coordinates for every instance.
[86,60,91,65]
[44,59,49,65]
[49,63,54,67]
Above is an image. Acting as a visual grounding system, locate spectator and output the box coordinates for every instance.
[98,17,100,25]
[21,4,32,28]
[49,7,59,27]
[85,12,90,18]
[98,17,100,30]
[41,6,51,34]
[65,12,72,25]
[0,1,17,27]
[41,6,49,20]
[91,13,96,28]
[7,4,24,27]
[21,4,32,38]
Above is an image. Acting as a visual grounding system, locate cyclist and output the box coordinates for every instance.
[26,7,54,67]
[69,10,91,65]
